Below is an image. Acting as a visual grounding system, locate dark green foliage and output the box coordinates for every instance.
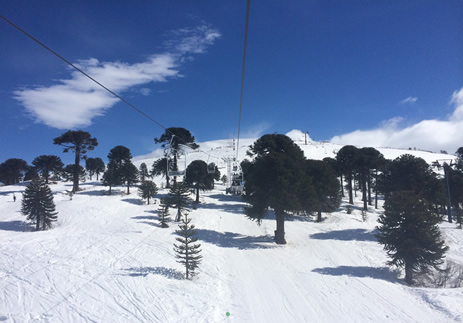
[0,158,29,185]
[168,182,192,222]
[356,147,384,210]
[102,166,119,195]
[85,157,105,181]
[120,162,139,194]
[158,198,170,228]
[379,154,445,206]
[376,191,449,285]
[107,145,132,166]
[173,213,202,279]
[53,130,98,193]
[104,146,138,194]
[151,157,172,188]
[243,134,316,244]
[336,145,359,205]
[61,164,86,183]
[155,128,199,175]
[448,167,463,226]
[32,155,63,184]
[139,163,149,182]
[306,159,341,222]
[185,160,215,203]
[138,181,158,204]
[21,178,58,231]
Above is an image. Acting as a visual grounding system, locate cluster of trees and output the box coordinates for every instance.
[242,134,341,244]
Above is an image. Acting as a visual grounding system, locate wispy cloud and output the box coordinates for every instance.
[240,122,271,139]
[14,25,221,129]
[399,96,418,104]
[331,87,463,153]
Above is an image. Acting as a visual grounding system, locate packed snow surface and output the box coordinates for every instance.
[1,138,462,322]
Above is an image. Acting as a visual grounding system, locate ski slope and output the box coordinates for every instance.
[1,133,462,322]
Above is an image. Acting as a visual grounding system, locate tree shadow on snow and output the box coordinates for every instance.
[122,198,144,205]
[198,202,245,214]
[131,212,162,227]
[77,189,107,196]
[122,266,183,280]
[208,193,244,203]
[0,220,33,232]
[312,266,400,282]
[195,229,275,250]
[310,228,378,242]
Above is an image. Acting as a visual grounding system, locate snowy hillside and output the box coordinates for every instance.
[1,133,462,322]
[133,129,456,172]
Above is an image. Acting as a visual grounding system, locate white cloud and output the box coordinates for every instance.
[240,122,271,139]
[399,96,418,104]
[331,87,463,153]
[14,25,221,129]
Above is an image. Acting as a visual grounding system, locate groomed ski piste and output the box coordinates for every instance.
[1,130,463,322]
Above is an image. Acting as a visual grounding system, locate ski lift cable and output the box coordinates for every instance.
[1,15,234,164]
[236,0,251,162]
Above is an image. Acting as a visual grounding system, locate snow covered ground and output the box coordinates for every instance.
[1,135,462,322]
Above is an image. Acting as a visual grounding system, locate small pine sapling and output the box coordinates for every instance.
[158,198,170,228]
[173,213,202,279]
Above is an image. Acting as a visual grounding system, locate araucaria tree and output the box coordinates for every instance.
[154,127,199,185]
[243,134,316,244]
[53,130,98,193]
[138,180,158,204]
[168,182,192,222]
[185,160,215,203]
[158,198,170,228]
[173,212,202,279]
[21,178,58,231]
[32,155,63,184]
[85,157,105,181]
[306,159,341,222]
[0,158,29,185]
[139,163,149,182]
[151,157,172,188]
[104,145,139,194]
[376,190,449,285]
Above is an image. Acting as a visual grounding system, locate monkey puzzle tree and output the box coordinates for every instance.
[377,190,448,285]
[185,160,214,204]
[336,145,359,205]
[173,212,202,279]
[21,178,58,231]
[306,159,341,222]
[154,127,199,185]
[85,157,105,181]
[243,134,316,244]
[32,155,63,184]
[151,156,172,188]
[53,130,98,193]
[138,180,158,204]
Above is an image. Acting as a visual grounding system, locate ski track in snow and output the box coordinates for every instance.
[1,139,462,322]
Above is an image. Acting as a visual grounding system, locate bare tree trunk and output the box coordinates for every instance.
[275,210,286,244]
[317,210,322,222]
[73,148,81,193]
[405,262,414,285]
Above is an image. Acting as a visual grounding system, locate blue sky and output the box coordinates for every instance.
[1,1,462,165]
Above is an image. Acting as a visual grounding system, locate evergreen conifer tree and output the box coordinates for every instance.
[173,212,202,279]
[168,182,191,222]
[21,178,58,231]
[376,190,449,285]
[139,163,149,182]
[138,180,158,204]
[158,198,170,228]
